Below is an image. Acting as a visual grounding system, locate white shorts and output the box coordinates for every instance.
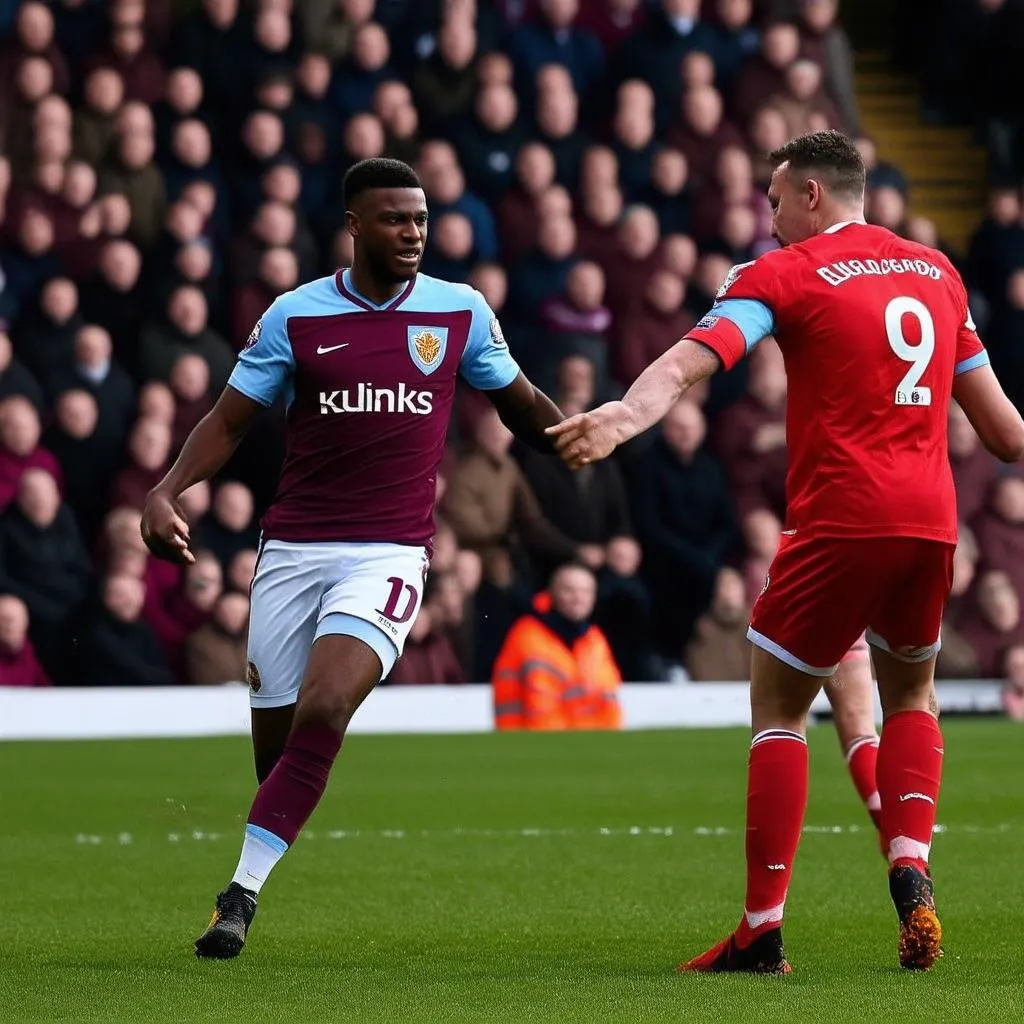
[246,539,429,709]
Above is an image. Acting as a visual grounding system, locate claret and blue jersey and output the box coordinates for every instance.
[228,269,520,547]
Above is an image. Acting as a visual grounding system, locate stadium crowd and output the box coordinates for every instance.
[0,0,1022,710]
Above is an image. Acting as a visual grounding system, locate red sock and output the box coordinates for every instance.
[736,730,809,948]
[846,735,882,833]
[877,710,943,872]
[247,723,342,846]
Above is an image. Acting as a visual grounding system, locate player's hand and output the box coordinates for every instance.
[546,402,629,469]
[140,488,196,565]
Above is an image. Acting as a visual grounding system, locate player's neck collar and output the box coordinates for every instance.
[335,268,416,312]
[823,219,867,235]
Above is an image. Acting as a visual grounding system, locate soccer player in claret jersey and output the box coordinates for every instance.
[549,130,1024,974]
[140,158,565,959]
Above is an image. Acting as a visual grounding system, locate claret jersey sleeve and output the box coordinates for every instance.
[458,289,521,391]
[686,257,783,369]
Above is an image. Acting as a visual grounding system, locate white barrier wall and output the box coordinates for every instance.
[0,680,1005,741]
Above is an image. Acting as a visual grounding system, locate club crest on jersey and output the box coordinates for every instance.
[243,318,262,352]
[716,260,756,300]
[407,326,448,375]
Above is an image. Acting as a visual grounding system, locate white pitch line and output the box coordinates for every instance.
[71,823,1015,845]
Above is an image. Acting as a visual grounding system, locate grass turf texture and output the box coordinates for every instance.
[1,721,1022,1023]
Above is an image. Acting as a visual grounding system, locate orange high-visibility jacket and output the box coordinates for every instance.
[492,599,623,731]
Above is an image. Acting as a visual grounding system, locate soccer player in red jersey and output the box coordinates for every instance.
[141,159,565,958]
[549,131,1024,973]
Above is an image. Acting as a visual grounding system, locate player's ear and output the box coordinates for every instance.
[805,177,822,210]
[345,209,359,238]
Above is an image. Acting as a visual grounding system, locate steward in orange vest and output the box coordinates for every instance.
[492,563,622,730]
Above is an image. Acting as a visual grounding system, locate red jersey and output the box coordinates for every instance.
[688,222,987,545]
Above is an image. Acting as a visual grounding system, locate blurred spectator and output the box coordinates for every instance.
[138,285,234,389]
[184,591,249,684]
[732,20,800,129]
[0,329,44,412]
[948,402,998,527]
[457,83,524,204]
[576,181,624,270]
[577,0,647,57]
[74,573,174,686]
[537,262,612,386]
[492,563,622,730]
[936,527,982,680]
[1,207,62,317]
[769,59,840,140]
[387,602,465,685]
[144,548,222,674]
[604,204,661,321]
[0,467,90,672]
[643,146,691,236]
[445,408,582,590]
[713,339,787,519]
[684,567,751,681]
[0,2,71,99]
[227,547,258,595]
[496,141,556,264]
[420,210,475,282]
[1003,645,1024,721]
[966,189,1024,310]
[510,0,604,100]
[14,277,82,385]
[79,240,147,367]
[958,570,1024,679]
[612,268,694,388]
[867,185,906,235]
[231,247,298,351]
[711,0,760,88]
[975,476,1024,599]
[331,21,396,118]
[109,417,171,510]
[169,353,214,453]
[100,130,167,252]
[855,135,907,196]
[988,270,1024,409]
[741,506,782,604]
[668,85,744,190]
[153,66,208,157]
[304,0,374,64]
[411,15,478,135]
[88,21,167,105]
[0,593,49,686]
[0,396,62,511]
[611,79,657,201]
[617,0,717,128]
[795,0,858,133]
[416,140,498,261]
[44,389,121,541]
[629,399,738,651]
[510,213,578,316]
[203,481,258,569]
[534,64,586,189]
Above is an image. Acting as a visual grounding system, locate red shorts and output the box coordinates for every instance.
[749,534,954,676]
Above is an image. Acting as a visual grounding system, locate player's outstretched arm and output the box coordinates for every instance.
[953,364,1024,463]
[488,371,564,452]
[547,340,720,469]
[141,387,264,563]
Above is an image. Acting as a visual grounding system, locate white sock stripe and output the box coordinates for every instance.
[845,734,880,763]
[745,902,786,929]
[867,792,881,811]
[888,835,931,865]
[751,728,807,749]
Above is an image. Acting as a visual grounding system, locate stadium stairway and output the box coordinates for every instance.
[855,51,988,254]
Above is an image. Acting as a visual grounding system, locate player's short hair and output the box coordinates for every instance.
[342,158,421,209]
[768,129,866,201]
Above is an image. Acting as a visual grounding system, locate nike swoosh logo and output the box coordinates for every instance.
[316,343,350,355]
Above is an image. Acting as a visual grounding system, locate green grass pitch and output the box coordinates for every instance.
[1,720,1022,1022]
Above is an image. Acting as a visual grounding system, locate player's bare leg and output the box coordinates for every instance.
[825,643,883,845]
[679,646,822,975]
[195,635,383,959]
[871,646,944,971]
[251,705,296,782]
